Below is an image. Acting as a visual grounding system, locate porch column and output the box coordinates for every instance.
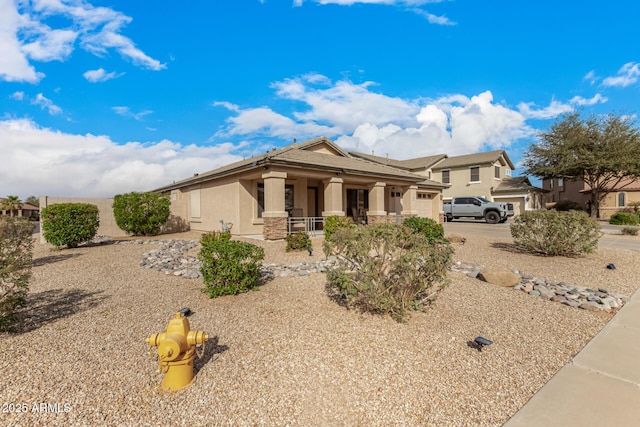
[401,185,418,222]
[322,177,344,216]
[367,182,387,224]
[262,171,288,240]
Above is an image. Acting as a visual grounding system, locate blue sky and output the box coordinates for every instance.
[1,0,639,199]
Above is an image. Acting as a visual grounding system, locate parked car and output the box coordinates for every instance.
[444,196,514,224]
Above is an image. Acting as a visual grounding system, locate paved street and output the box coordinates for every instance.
[443,220,640,252]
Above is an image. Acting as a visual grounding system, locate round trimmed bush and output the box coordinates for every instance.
[41,203,99,249]
[609,212,639,226]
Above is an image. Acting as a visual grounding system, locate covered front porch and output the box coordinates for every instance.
[255,168,441,240]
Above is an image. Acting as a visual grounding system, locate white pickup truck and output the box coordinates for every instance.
[443,196,514,224]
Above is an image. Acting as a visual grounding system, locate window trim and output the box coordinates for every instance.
[442,169,450,184]
[618,192,626,207]
[469,166,480,183]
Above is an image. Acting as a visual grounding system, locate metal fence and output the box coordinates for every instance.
[287,217,324,237]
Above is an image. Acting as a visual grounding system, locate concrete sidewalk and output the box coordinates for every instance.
[504,286,640,426]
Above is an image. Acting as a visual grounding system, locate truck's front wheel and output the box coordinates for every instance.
[485,211,500,224]
[446,214,453,222]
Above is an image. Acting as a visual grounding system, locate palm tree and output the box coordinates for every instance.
[1,195,22,217]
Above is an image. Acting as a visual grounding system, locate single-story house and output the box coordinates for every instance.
[0,198,39,219]
[154,137,448,240]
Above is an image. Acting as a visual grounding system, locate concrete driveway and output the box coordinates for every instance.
[443,220,640,252]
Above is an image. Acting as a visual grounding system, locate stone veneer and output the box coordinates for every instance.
[263,216,288,240]
[367,214,415,225]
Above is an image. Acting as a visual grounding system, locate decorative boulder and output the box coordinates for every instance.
[477,270,521,287]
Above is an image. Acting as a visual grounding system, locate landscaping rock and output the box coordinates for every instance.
[477,270,521,287]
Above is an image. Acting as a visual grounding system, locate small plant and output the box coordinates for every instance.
[609,212,639,226]
[113,192,171,236]
[553,200,585,212]
[323,215,354,241]
[323,223,453,322]
[0,217,34,331]
[621,226,639,236]
[510,210,601,256]
[403,216,446,242]
[199,232,264,298]
[40,203,99,249]
[286,231,311,252]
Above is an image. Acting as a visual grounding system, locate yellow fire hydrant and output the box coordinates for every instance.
[145,312,209,391]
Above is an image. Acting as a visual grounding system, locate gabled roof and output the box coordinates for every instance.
[432,150,515,170]
[349,151,448,171]
[493,176,548,193]
[154,136,448,192]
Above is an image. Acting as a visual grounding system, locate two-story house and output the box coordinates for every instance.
[543,176,640,218]
[351,150,546,216]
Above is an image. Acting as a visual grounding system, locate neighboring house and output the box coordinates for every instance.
[154,137,448,240]
[543,177,640,218]
[0,198,39,219]
[352,150,546,215]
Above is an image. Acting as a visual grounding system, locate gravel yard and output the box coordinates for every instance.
[2,232,639,426]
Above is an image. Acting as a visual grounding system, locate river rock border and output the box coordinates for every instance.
[452,261,629,312]
[111,239,628,313]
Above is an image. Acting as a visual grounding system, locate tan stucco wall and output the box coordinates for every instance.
[435,166,497,200]
[600,190,640,219]
[39,196,126,241]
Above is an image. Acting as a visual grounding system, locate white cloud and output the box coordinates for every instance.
[83,68,123,82]
[602,62,640,88]
[570,93,608,106]
[112,106,153,121]
[583,70,597,85]
[292,0,455,25]
[517,99,574,120]
[31,93,62,115]
[0,118,243,198]
[219,75,543,159]
[0,0,164,83]
[212,101,241,113]
[10,91,25,100]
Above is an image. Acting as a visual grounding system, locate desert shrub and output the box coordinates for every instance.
[621,226,639,236]
[323,215,354,241]
[609,212,639,226]
[323,223,453,322]
[286,231,311,252]
[510,210,601,256]
[403,216,446,242]
[41,203,99,249]
[113,192,170,236]
[553,200,585,212]
[199,232,264,298]
[0,217,34,331]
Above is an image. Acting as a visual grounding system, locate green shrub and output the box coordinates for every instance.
[199,232,264,298]
[286,231,311,252]
[0,217,34,331]
[113,192,170,236]
[510,210,601,256]
[609,212,639,226]
[553,200,585,212]
[41,203,99,249]
[403,216,446,242]
[621,226,639,236]
[323,224,453,322]
[323,215,354,241]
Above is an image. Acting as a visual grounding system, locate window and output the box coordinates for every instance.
[417,193,430,199]
[558,177,564,188]
[470,166,480,182]
[427,170,432,180]
[550,179,554,190]
[257,183,294,218]
[257,183,264,218]
[390,191,402,198]
[618,192,626,207]
[505,169,512,177]
[442,170,450,184]
[495,165,500,179]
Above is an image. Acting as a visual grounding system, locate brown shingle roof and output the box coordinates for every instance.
[349,151,448,171]
[493,176,547,193]
[432,150,515,170]
[154,136,448,192]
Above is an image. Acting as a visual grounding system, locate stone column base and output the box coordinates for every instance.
[439,213,444,224]
[367,215,388,224]
[263,217,287,240]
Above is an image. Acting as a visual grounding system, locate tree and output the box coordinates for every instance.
[25,196,39,207]
[1,196,22,217]
[113,192,170,236]
[523,112,640,218]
